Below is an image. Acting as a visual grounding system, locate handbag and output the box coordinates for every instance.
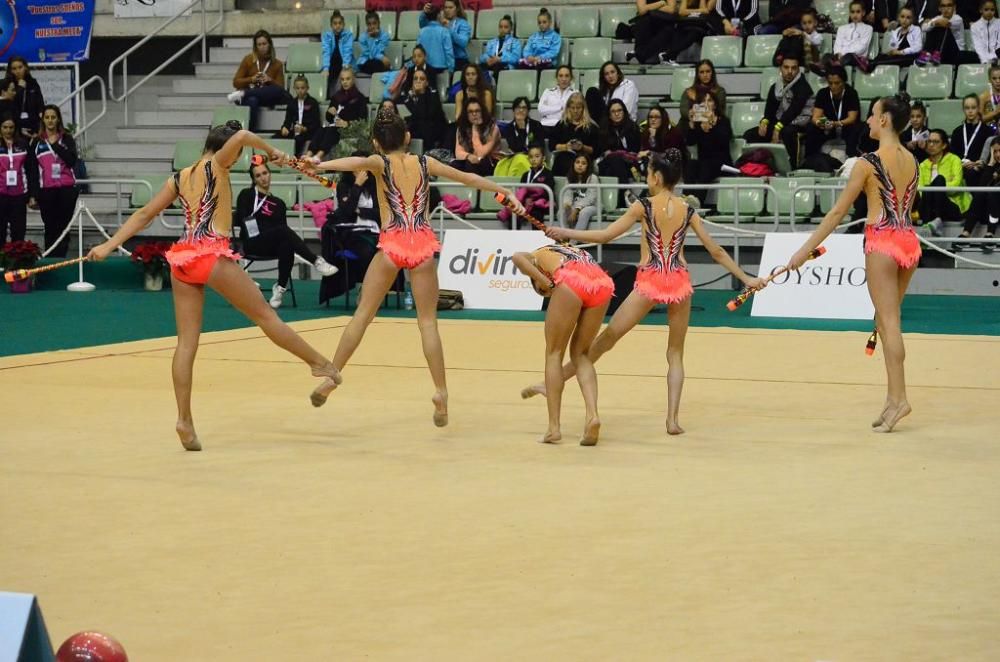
[437,289,464,310]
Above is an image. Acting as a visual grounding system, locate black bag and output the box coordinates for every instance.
[438,289,464,310]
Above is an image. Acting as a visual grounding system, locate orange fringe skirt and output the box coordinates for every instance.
[634,265,693,304]
[553,260,615,308]
[864,225,921,269]
[378,226,441,269]
[165,237,240,285]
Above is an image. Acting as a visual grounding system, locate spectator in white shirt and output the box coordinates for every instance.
[584,61,639,125]
[873,7,923,68]
[971,0,1000,64]
[821,1,874,72]
[918,0,980,64]
[538,65,577,127]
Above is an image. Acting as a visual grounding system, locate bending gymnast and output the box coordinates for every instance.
[88,121,342,451]
[304,109,524,426]
[527,150,766,435]
[512,243,614,445]
[787,94,920,433]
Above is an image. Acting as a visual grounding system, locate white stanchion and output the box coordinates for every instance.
[66,200,95,292]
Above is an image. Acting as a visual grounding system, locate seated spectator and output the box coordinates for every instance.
[686,96,733,203]
[641,105,686,160]
[548,91,600,175]
[0,114,32,244]
[502,97,545,153]
[332,154,380,228]
[518,8,562,70]
[950,93,996,188]
[452,98,501,175]
[498,143,554,228]
[758,0,814,35]
[871,0,899,33]
[902,100,931,161]
[971,0,1000,65]
[538,65,576,128]
[818,2,874,73]
[418,7,456,74]
[321,11,355,101]
[917,0,979,65]
[715,0,761,36]
[917,129,971,236]
[405,69,449,149]
[227,30,287,130]
[585,61,639,125]
[773,9,823,70]
[628,0,679,65]
[805,67,862,157]
[358,11,392,75]
[480,14,522,74]
[560,154,600,229]
[236,158,337,309]
[454,64,495,120]
[420,0,472,70]
[4,57,44,139]
[680,59,727,129]
[655,0,723,66]
[911,0,941,25]
[396,45,439,103]
[955,137,1000,251]
[598,100,642,207]
[742,57,813,168]
[871,7,921,71]
[980,64,1000,129]
[277,75,321,156]
[305,69,369,160]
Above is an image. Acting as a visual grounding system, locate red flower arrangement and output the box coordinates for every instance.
[1,240,42,270]
[130,241,172,275]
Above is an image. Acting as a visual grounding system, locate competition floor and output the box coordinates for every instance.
[2,317,999,660]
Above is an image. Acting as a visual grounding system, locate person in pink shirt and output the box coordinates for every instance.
[450,98,500,175]
[0,114,35,242]
[29,105,77,257]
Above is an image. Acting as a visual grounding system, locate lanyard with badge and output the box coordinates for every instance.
[963,122,981,159]
[297,100,305,125]
[4,146,17,187]
[40,140,62,180]
[243,189,269,238]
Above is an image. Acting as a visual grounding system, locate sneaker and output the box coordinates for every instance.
[684,194,701,209]
[983,234,995,254]
[625,51,636,63]
[952,238,969,251]
[313,256,339,277]
[931,50,942,65]
[915,51,932,66]
[227,89,245,104]
[928,218,944,237]
[269,283,286,309]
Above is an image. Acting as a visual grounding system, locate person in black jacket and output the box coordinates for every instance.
[0,114,36,243]
[277,75,321,156]
[404,68,448,150]
[305,69,369,159]
[30,105,78,257]
[742,56,813,168]
[804,67,862,157]
[686,96,733,203]
[5,57,45,139]
[597,99,641,208]
[501,97,545,154]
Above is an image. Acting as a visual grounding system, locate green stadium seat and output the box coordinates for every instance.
[805,71,826,91]
[560,7,599,38]
[537,68,558,93]
[377,11,397,40]
[729,137,746,163]
[496,69,538,104]
[570,38,612,70]
[369,75,386,101]
[815,0,850,25]
[766,177,817,217]
[759,67,779,99]
[576,69,600,94]
[408,137,423,155]
[269,184,298,208]
[466,39,484,63]
[924,99,966,133]
[479,177,521,211]
[385,41,404,70]
[820,33,833,54]
[730,101,765,136]
[339,11,362,36]
[211,105,250,129]
[397,10,423,41]
[741,142,792,174]
[301,182,336,203]
[129,174,163,208]
[172,140,203,170]
[475,9,510,38]
[286,42,322,73]
[670,67,696,101]
[297,71,328,102]
[599,175,624,213]
[700,36,743,68]
[253,138,293,173]
[906,65,953,100]
[743,35,781,68]
[853,65,899,99]
[716,176,765,216]
[600,6,634,37]
[955,63,989,97]
[819,177,851,214]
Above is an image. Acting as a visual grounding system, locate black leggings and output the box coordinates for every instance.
[917,174,962,223]
[598,154,639,207]
[632,14,675,64]
[243,226,317,288]
[0,193,28,243]
[965,191,1000,233]
[359,60,388,75]
[923,27,980,64]
[37,186,78,258]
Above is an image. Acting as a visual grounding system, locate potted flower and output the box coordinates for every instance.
[1,240,42,293]
[130,241,171,291]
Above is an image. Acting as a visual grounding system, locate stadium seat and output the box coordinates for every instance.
[286,43,322,73]
[601,6,634,37]
[269,184,298,208]
[560,7,599,38]
[700,36,743,68]
[496,70,538,104]
[716,176,766,216]
[815,0,850,26]
[339,10,362,36]
[743,143,793,174]
[475,8,509,38]
[129,174,162,208]
[670,67,696,101]
[906,65,953,100]
[759,67,779,99]
[255,139,294,173]
[730,101,765,136]
[466,39,484,63]
[478,177,521,211]
[571,38,612,70]
[377,11,397,40]
[397,10,423,41]
[172,140,203,170]
[924,99,966,133]
[385,41,404,69]
[819,177,851,214]
[538,68,558,92]
[211,105,250,128]
[599,175,622,212]
[301,182,335,203]
[766,177,817,217]
[369,75,386,101]
[743,35,781,69]
[955,63,989,97]
[515,8,541,38]
[299,71,328,102]
[853,65,899,99]
[409,137,423,155]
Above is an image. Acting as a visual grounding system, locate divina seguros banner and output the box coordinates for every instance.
[0,0,96,62]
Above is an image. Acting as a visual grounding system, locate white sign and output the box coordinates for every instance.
[114,0,193,18]
[751,233,874,320]
[437,230,553,310]
[32,67,76,124]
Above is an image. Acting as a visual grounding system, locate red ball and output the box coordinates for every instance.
[56,631,128,662]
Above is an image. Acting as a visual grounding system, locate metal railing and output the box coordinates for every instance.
[56,76,107,152]
[107,0,225,126]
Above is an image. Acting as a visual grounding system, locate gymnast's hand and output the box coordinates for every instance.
[498,187,525,215]
[787,248,810,271]
[546,226,571,242]
[87,242,115,262]
[743,275,768,290]
[268,149,288,165]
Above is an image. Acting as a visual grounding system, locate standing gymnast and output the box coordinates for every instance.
[305,109,524,426]
[787,94,919,433]
[87,121,342,451]
[526,150,766,435]
[512,243,614,445]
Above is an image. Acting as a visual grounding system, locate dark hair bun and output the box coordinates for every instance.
[663,148,684,165]
[225,119,243,131]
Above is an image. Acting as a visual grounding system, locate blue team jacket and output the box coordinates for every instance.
[321,28,355,71]
[523,28,562,61]
[479,35,523,69]
[419,13,471,61]
[418,23,455,71]
[359,29,391,66]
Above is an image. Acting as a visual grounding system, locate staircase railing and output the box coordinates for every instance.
[56,75,107,151]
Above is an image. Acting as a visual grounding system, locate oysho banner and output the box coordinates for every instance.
[437,229,552,310]
[751,233,875,320]
[0,0,95,62]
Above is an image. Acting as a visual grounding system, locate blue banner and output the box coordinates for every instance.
[0,0,96,62]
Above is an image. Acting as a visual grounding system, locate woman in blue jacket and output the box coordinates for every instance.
[420,0,472,70]
[519,8,562,70]
[418,8,456,73]
[321,11,355,101]
[358,11,392,75]
[479,14,523,74]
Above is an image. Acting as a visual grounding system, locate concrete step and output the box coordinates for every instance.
[222,36,314,49]
[132,110,214,125]
[173,77,238,94]
[85,158,173,177]
[210,46,290,64]
[158,94,232,110]
[117,126,209,142]
[93,142,176,160]
[195,62,242,77]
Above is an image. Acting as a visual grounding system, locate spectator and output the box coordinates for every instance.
[917,129,970,236]
[911,0,941,24]
[548,91,599,175]
[872,7,922,69]
[917,0,979,65]
[4,57,44,139]
[358,11,392,75]
[397,45,440,103]
[955,137,1000,251]
[585,61,639,125]
[332,155,380,227]
[538,65,576,128]
[30,105,77,258]
[902,100,931,161]
[321,11,355,101]
[498,144,554,228]
[980,64,1000,128]
[820,1,874,73]
[758,0,815,35]
[971,0,1000,65]
[236,159,337,309]
[418,7,456,74]
[518,8,562,70]
[805,67,862,157]
[655,0,723,66]
[715,0,761,36]
[686,96,733,202]
[598,99,642,207]
[227,30,286,130]
[452,98,501,175]
[773,9,823,70]
[405,69,449,150]
[680,59,727,129]
[306,69,369,160]
[480,14,522,74]
[379,99,399,116]
[420,0,472,71]
[628,0,679,64]
[641,105,686,160]
[0,114,33,243]
[0,79,17,122]
[742,56,813,168]
[277,76,321,156]
[950,93,996,187]
[454,64,495,121]
[502,97,545,154]
[559,153,599,229]
[872,0,899,33]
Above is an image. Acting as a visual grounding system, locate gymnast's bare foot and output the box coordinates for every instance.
[873,401,911,433]
[432,390,449,427]
[520,383,546,399]
[541,427,561,444]
[176,420,201,451]
[310,361,343,408]
[666,418,685,435]
[580,416,600,446]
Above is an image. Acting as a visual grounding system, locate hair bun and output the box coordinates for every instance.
[375,107,399,124]
[895,92,911,105]
[663,148,684,165]
[225,119,243,131]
